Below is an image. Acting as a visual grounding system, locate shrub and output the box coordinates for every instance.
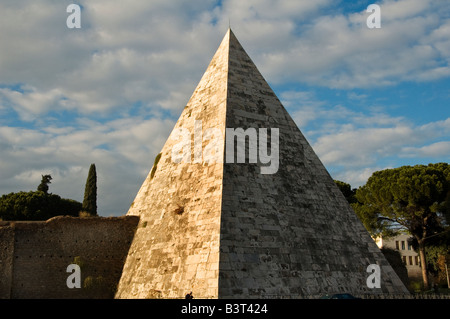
[0,191,82,221]
[150,153,162,179]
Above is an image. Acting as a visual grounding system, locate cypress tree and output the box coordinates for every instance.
[82,163,97,216]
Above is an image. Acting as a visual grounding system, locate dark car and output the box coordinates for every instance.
[320,293,360,299]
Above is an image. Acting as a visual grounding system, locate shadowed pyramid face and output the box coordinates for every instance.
[115,29,408,299]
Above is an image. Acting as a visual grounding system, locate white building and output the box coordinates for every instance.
[375,233,422,280]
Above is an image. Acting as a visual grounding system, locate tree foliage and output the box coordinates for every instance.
[0,174,82,221]
[353,163,450,289]
[0,191,82,221]
[37,174,52,194]
[335,180,357,204]
[354,163,449,237]
[425,243,450,285]
[82,163,97,216]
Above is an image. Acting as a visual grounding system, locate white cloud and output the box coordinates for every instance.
[379,0,433,21]
[0,116,174,216]
[310,115,450,188]
[281,89,408,135]
[0,86,65,121]
[1,0,448,117]
[0,0,449,216]
[313,125,418,166]
[401,141,450,158]
[280,91,327,127]
[0,1,223,116]
[279,88,449,189]
[332,166,387,188]
[250,0,450,88]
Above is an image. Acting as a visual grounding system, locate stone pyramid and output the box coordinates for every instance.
[115,29,408,298]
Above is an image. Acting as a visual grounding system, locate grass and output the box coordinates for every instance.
[150,153,162,180]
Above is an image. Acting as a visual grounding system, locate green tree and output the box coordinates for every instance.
[354,163,450,290]
[334,180,357,204]
[381,247,410,288]
[82,163,97,216]
[37,174,52,194]
[416,228,450,287]
[0,191,82,221]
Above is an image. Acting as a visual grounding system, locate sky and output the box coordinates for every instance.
[0,0,449,217]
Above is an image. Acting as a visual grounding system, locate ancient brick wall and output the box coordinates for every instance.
[0,223,14,298]
[0,216,138,299]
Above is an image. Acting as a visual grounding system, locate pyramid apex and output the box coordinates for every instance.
[226,26,235,37]
[220,27,237,45]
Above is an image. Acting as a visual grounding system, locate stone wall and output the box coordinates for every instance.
[0,224,14,298]
[0,215,138,299]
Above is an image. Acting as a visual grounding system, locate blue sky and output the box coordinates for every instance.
[0,0,449,217]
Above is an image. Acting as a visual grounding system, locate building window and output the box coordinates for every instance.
[396,241,399,250]
[407,242,412,250]
[409,256,413,265]
[402,256,407,264]
[401,241,405,250]
[415,256,419,266]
